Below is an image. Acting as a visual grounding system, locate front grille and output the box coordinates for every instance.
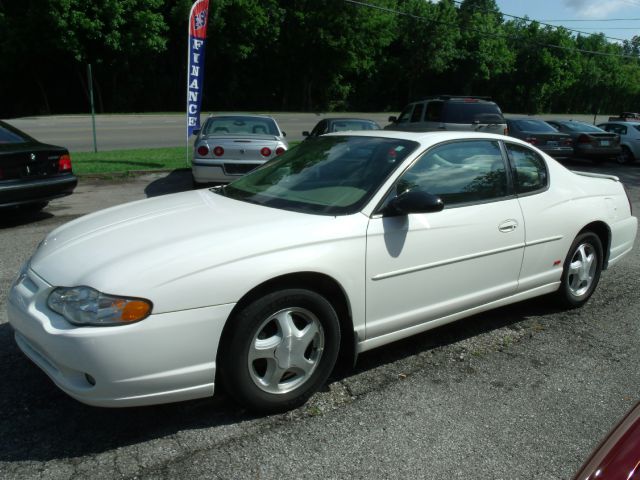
[223,163,260,175]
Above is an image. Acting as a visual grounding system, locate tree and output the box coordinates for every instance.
[454,0,515,95]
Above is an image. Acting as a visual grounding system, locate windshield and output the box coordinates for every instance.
[202,116,280,136]
[220,136,419,215]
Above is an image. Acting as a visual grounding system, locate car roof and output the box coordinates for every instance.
[322,117,377,121]
[206,113,276,120]
[323,129,525,147]
[600,121,640,126]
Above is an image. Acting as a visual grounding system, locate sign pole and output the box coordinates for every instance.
[87,64,98,153]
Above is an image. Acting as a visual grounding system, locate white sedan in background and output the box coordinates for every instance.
[8,131,637,413]
[597,121,640,164]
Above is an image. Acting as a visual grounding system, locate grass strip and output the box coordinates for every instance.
[71,142,301,175]
[71,147,189,175]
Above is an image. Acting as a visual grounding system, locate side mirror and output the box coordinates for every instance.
[302,131,310,137]
[388,116,397,123]
[192,128,201,136]
[381,189,444,217]
[282,131,287,137]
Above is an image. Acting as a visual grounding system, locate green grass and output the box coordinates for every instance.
[71,147,190,175]
[71,142,301,175]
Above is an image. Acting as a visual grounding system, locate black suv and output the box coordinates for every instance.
[385,95,507,135]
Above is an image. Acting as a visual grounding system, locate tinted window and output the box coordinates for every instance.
[309,120,326,137]
[442,102,503,123]
[425,101,444,122]
[410,103,424,123]
[222,136,419,215]
[395,140,507,205]
[514,120,557,133]
[396,105,413,124]
[558,121,604,133]
[506,144,548,194]
[0,123,30,144]
[329,120,379,132]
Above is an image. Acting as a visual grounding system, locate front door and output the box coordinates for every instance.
[365,139,525,340]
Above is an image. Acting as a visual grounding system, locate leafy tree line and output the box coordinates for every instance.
[1,0,639,118]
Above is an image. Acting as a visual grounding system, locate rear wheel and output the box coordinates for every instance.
[556,232,603,308]
[617,146,634,164]
[219,289,340,413]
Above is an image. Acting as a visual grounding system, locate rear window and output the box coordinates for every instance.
[0,123,30,144]
[203,116,279,136]
[330,120,379,132]
[560,122,604,133]
[513,120,557,133]
[442,102,504,124]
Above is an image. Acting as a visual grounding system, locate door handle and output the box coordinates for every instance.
[498,220,519,233]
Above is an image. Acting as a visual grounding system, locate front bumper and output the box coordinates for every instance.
[7,266,234,407]
[0,175,77,208]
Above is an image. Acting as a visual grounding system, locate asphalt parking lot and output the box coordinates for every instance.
[1,157,639,479]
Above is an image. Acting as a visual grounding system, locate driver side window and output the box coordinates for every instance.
[395,140,508,206]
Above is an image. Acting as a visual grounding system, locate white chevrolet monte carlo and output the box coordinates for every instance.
[8,131,637,413]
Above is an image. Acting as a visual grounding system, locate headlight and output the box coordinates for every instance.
[48,286,152,326]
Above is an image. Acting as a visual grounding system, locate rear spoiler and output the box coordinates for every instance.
[571,170,620,182]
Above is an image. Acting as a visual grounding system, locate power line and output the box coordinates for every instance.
[540,18,640,22]
[343,0,639,59]
[451,0,629,43]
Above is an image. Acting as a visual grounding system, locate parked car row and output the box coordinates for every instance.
[0,120,77,213]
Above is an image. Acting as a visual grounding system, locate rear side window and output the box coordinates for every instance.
[410,103,424,123]
[425,101,444,122]
[506,143,548,194]
[395,140,507,206]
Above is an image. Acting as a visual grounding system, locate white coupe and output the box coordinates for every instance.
[8,131,637,413]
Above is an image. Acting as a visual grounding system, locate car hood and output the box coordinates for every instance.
[30,189,366,311]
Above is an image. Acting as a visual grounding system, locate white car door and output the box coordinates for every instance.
[365,139,525,340]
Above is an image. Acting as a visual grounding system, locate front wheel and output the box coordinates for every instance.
[219,289,340,413]
[556,232,603,308]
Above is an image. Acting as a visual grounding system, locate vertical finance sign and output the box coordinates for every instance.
[187,0,210,138]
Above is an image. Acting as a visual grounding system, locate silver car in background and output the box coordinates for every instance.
[192,114,288,185]
[597,121,640,164]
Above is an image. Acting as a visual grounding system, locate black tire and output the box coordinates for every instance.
[617,146,634,164]
[219,289,340,413]
[556,232,603,308]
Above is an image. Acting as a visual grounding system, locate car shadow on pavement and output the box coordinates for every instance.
[0,209,54,229]
[346,295,562,380]
[144,169,194,197]
[0,295,565,463]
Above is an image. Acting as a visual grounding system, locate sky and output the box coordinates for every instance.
[494,0,640,43]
